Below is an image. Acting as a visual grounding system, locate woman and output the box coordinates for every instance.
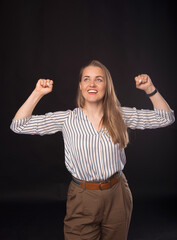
[10,60,175,240]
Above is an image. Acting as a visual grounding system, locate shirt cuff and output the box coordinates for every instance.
[10,116,32,130]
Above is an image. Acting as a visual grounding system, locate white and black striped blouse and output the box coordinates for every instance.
[10,107,175,181]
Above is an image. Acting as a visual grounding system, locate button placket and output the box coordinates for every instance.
[98,130,104,179]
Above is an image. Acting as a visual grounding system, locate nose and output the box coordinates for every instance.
[89,79,96,87]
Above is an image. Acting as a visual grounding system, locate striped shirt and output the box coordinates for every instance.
[10,107,175,181]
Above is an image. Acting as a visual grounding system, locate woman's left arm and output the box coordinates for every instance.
[135,74,171,111]
[121,74,175,130]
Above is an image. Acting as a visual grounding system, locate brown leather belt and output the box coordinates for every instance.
[72,172,121,190]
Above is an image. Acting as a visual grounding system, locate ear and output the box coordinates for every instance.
[79,82,82,90]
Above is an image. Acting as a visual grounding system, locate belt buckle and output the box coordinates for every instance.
[99,179,111,190]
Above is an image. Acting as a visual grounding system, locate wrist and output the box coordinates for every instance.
[146,88,158,97]
[145,85,156,94]
[32,89,44,99]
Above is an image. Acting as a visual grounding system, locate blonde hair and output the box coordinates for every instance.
[77,60,129,149]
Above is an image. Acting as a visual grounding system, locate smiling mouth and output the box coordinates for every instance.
[87,90,98,93]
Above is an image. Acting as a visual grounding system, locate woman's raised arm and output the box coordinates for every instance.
[13,79,53,120]
[135,74,171,111]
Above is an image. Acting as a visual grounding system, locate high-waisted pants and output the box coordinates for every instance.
[64,172,133,240]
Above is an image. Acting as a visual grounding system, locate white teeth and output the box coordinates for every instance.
[88,90,97,93]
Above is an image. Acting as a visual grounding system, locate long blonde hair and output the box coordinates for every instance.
[77,60,129,149]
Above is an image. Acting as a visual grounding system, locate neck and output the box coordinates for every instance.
[82,102,104,118]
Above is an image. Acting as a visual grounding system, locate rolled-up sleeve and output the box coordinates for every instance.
[10,110,71,135]
[121,107,175,130]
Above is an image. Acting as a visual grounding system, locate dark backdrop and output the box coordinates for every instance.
[1,0,176,202]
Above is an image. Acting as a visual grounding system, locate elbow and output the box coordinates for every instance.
[170,113,175,125]
[10,119,25,134]
[159,109,175,127]
[10,122,16,133]
[168,110,175,125]
[10,116,32,134]
[161,114,175,127]
[10,124,21,134]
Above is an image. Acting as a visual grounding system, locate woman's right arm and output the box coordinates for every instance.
[10,79,72,136]
[13,79,53,120]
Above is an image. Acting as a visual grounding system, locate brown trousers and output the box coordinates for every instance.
[64,173,133,240]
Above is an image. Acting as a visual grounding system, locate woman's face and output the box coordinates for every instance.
[79,66,106,106]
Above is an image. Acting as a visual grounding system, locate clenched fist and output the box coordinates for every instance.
[135,74,155,94]
[35,79,54,96]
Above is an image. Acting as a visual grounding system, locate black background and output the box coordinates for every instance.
[1,0,177,239]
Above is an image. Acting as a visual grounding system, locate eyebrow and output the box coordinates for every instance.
[83,75,104,78]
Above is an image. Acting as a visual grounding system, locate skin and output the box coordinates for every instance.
[135,74,171,111]
[135,74,155,93]
[79,66,106,106]
[13,70,171,122]
[13,79,53,120]
[79,66,106,130]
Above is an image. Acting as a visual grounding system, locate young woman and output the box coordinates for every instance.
[10,60,175,240]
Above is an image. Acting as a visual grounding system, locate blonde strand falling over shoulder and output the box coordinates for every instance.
[77,60,129,149]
